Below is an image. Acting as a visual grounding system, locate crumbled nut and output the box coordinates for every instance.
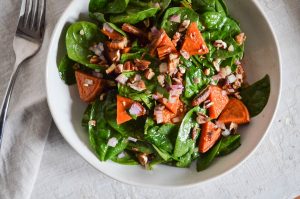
[90,55,100,64]
[204,68,210,76]
[107,37,128,50]
[179,19,190,32]
[128,80,146,91]
[134,59,151,71]
[235,32,246,45]
[229,122,238,134]
[196,112,208,124]
[115,64,124,73]
[144,68,155,80]
[180,50,190,60]
[172,32,181,47]
[108,50,120,62]
[122,23,148,38]
[157,75,165,87]
[213,58,221,72]
[88,120,96,126]
[168,57,180,75]
[178,66,186,74]
[137,153,148,166]
[159,63,168,73]
[106,64,116,74]
[228,44,234,52]
[123,61,134,71]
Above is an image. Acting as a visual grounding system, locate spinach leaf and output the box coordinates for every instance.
[192,0,228,15]
[111,151,139,165]
[82,104,92,128]
[105,135,128,160]
[176,139,196,167]
[89,0,129,14]
[197,138,222,171]
[184,63,210,99]
[118,84,154,109]
[109,6,160,24]
[120,51,145,64]
[218,134,241,156]
[173,106,203,158]
[153,145,172,161]
[144,118,178,153]
[58,55,76,85]
[200,12,240,40]
[240,75,271,117]
[127,141,154,154]
[212,38,244,60]
[88,99,113,161]
[161,7,199,37]
[90,12,106,23]
[66,21,106,69]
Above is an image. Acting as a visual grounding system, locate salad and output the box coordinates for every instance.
[58,0,270,171]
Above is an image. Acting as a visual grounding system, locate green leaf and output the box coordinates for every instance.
[184,62,210,99]
[145,118,178,153]
[197,138,222,171]
[127,141,154,154]
[173,106,203,158]
[161,7,199,37]
[175,139,195,167]
[89,0,130,14]
[218,134,241,156]
[200,12,240,41]
[192,0,228,15]
[66,21,106,69]
[58,55,77,85]
[111,151,139,165]
[118,84,154,109]
[152,145,172,161]
[105,136,128,160]
[240,75,271,117]
[110,7,160,24]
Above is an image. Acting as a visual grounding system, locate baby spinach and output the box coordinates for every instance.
[175,139,196,167]
[192,0,228,15]
[197,138,222,171]
[144,118,178,153]
[111,151,139,165]
[152,145,172,161]
[105,135,128,160]
[161,7,199,37]
[88,99,113,161]
[118,84,154,109]
[66,21,106,69]
[240,75,271,117]
[184,63,210,99]
[218,134,241,156]
[89,0,129,14]
[109,6,159,24]
[200,12,240,40]
[82,104,92,128]
[212,38,244,60]
[173,106,204,158]
[127,141,155,154]
[58,55,76,85]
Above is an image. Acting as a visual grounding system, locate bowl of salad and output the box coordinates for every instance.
[46,0,281,187]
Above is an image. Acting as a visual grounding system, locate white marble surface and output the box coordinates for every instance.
[2,0,300,198]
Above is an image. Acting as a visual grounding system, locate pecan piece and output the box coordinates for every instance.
[122,23,148,38]
[191,86,211,106]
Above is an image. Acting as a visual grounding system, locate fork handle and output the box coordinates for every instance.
[0,63,21,148]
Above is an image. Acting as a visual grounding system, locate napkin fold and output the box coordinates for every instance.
[0,0,68,198]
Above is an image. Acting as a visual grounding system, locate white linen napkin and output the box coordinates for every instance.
[0,0,70,198]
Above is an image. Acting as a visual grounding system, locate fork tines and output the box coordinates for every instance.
[17,0,46,40]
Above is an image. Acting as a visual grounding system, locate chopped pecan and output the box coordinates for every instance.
[137,153,148,166]
[172,32,181,47]
[108,50,120,62]
[144,68,155,80]
[89,55,100,64]
[134,59,151,71]
[122,23,148,38]
[235,32,246,45]
[123,61,135,71]
[191,86,211,106]
[128,80,146,91]
[107,37,128,50]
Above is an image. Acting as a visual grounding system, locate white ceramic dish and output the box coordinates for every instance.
[46,0,281,188]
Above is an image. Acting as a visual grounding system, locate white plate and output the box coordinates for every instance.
[46,0,281,188]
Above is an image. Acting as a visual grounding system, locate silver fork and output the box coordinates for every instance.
[0,0,46,148]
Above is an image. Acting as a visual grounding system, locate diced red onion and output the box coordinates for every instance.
[169,14,181,23]
[103,23,113,33]
[107,137,118,147]
[115,74,128,85]
[129,103,143,116]
[227,74,237,83]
